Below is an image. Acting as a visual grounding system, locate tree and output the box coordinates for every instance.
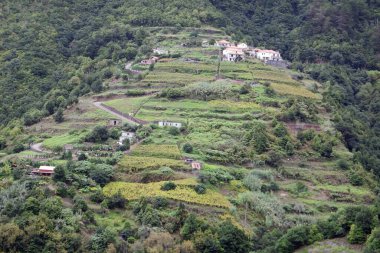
[53,165,66,182]
[0,223,24,252]
[218,220,250,253]
[86,126,109,143]
[89,164,114,186]
[183,143,193,153]
[193,229,223,253]
[73,195,88,213]
[364,228,380,253]
[0,136,6,150]
[54,108,64,123]
[348,224,366,244]
[181,214,206,240]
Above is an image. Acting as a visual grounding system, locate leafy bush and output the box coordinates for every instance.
[194,184,206,194]
[168,127,180,136]
[86,126,109,143]
[198,168,234,185]
[161,181,177,191]
[182,143,193,153]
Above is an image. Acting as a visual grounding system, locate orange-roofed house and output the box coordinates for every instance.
[215,39,232,48]
[222,47,245,62]
[31,166,56,176]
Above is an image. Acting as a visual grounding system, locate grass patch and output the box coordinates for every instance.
[42,131,87,149]
[103,179,231,208]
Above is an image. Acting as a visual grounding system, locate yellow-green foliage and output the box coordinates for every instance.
[270,83,321,99]
[131,144,182,159]
[143,72,213,85]
[208,100,262,111]
[118,155,189,172]
[103,179,231,208]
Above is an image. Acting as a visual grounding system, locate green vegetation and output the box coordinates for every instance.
[0,0,379,252]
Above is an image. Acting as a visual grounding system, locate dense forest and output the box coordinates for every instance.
[210,0,380,179]
[0,0,380,253]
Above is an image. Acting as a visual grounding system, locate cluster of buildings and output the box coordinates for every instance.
[215,39,283,64]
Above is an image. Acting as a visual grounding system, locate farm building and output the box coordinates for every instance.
[215,39,232,48]
[158,121,182,128]
[31,166,55,176]
[202,40,209,47]
[109,119,121,126]
[153,48,168,55]
[141,56,159,65]
[191,162,202,170]
[64,144,74,152]
[255,49,282,61]
[237,43,249,50]
[223,47,245,62]
[118,131,135,145]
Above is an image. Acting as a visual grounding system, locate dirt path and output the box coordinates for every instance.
[93,102,148,125]
[30,143,44,153]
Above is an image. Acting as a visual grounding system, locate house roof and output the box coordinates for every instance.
[223,47,244,55]
[39,166,55,172]
[217,39,231,44]
[257,49,280,54]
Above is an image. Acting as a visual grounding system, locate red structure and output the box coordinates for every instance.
[31,166,55,176]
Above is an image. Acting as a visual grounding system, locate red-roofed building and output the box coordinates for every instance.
[31,166,56,176]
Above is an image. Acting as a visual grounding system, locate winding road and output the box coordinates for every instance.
[93,102,144,125]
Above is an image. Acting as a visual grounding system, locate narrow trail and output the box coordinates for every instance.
[30,143,44,153]
[93,102,148,125]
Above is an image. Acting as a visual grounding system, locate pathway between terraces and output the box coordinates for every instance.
[93,101,148,125]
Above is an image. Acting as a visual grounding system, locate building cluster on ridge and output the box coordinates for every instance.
[215,39,283,64]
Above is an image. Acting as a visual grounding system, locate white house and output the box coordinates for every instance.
[153,48,168,55]
[255,50,282,61]
[237,43,249,50]
[158,121,182,128]
[215,39,232,48]
[202,40,209,47]
[118,131,135,145]
[223,47,245,62]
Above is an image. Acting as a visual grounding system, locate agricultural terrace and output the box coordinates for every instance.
[131,144,182,159]
[42,131,87,149]
[118,155,189,173]
[103,179,231,208]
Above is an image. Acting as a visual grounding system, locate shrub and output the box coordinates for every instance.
[168,127,180,136]
[347,224,366,244]
[183,143,193,153]
[90,190,105,203]
[161,181,177,191]
[364,228,380,253]
[86,126,109,143]
[266,151,282,167]
[105,192,127,209]
[194,184,206,194]
[348,171,364,186]
[243,174,262,191]
[337,159,350,170]
[198,168,234,185]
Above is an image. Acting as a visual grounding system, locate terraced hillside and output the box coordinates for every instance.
[1,26,378,253]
